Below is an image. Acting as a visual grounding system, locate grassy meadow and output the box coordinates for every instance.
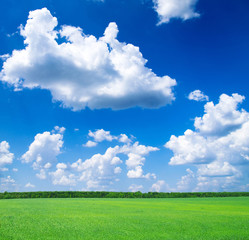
[0,197,248,239]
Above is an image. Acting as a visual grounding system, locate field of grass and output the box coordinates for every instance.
[0,197,248,239]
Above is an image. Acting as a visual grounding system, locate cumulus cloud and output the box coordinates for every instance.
[25,182,35,188]
[194,94,247,136]
[150,180,170,192]
[89,129,115,142]
[121,142,158,179]
[118,134,131,143]
[71,146,122,190]
[83,140,98,148]
[129,184,143,192]
[165,93,249,191]
[49,163,76,186]
[83,129,132,147]
[0,141,14,168]
[0,168,8,172]
[153,0,200,25]
[1,175,16,192]
[36,169,46,180]
[176,168,196,191]
[0,8,176,110]
[71,133,158,190]
[188,90,209,102]
[21,127,64,179]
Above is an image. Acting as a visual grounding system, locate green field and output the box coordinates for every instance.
[0,197,248,240]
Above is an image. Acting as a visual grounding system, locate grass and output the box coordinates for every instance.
[0,197,249,239]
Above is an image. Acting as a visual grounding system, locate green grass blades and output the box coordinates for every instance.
[0,197,249,240]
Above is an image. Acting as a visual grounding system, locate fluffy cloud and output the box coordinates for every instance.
[0,8,176,110]
[165,93,249,191]
[153,0,200,25]
[0,168,8,172]
[194,94,247,136]
[176,168,196,191]
[71,132,158,190]
[71,146,122,190]
[83,129,132,147]
[121,142,158,179]
[188,90,209,102]
[197,161,241,178]
[25,182,35,188]
[165,129,214,165]
[89,129,115,142]
[83,140,98,148]
[49,163,76,186]
[21,127,64,179]
[0,141,14,168]
[150,180,170,192]
[129,184,143,192]
[1,175,16,192]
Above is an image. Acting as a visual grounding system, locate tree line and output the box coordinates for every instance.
[0,191,249,199]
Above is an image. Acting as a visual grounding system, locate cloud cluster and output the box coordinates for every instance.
[153,0,200,25]
[49,163,76,186]
[0,141,14,170]
[129,184,143,192]
[25,182,35,188]
[150,180,170,192]
[49,130,158,190]
[83,129,131,147]
[0,8,176,110]
[1,175,16,192]
[188,90,209,102]
[21,126,65,179]
[165,93,249,191]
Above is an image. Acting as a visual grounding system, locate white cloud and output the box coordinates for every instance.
[197,161,241,178]
[118,134,131,143]
[165,129,214,165]
[129,184,143,192]
[1,175,16,192]
[0,141,14,167]
[25,182,35,188]
[86,129,132,145]
[56,163,67,169]
[53,126,66,134]
[121,142,158,179]
[1,175,15,184]
[150,180,170,192]
[12,168,18,172]
[22,127,64,166]
[176,168,196,191]
[0,168,8,172]
[88,129,115,142]
[49,164,76,186]
[70,134,158,190]
[114,166,122,174]
[36,169,46,180]
[21,127,64,179]
[44,163,52,169]
[153,0,200,25]
[83,140,98,148]
[165,93,249,191]
[194,94,247,136]
[188,90,209,102]
[0,8,176,110]
[71,146,122,190]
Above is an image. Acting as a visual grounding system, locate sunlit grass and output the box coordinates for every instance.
[0,197,248,239]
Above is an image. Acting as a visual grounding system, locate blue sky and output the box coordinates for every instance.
[1,0,249,192]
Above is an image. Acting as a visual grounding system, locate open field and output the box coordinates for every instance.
[0,197,249,240]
